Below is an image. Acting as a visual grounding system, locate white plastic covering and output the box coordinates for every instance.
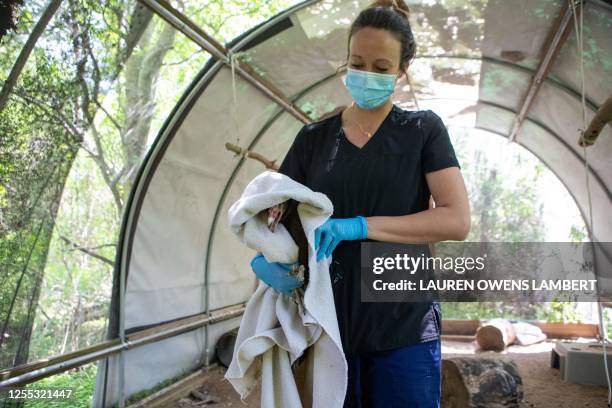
[94,0,612,405]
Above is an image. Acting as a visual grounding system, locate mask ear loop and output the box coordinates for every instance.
[404,69,420,110]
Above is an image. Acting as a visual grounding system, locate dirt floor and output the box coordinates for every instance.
[442,339,609,408]
[172,339,609,407]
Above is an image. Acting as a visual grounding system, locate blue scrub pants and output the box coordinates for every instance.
[343,338,441,408]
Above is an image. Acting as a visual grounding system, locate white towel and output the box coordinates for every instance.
[225,170,347,408]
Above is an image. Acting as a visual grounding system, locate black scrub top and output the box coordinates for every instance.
[277,103,461,357]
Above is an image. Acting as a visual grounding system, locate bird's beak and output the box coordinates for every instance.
[267,208,281,232]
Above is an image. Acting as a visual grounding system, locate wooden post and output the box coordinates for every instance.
[442,356,523,407]
[476,318,516,351]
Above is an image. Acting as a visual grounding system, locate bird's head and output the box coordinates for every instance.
[266,202,288,232]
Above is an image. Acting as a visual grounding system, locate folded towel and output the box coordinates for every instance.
[225,170,347,408]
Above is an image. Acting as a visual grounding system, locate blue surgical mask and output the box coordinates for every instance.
[342,67,397,110]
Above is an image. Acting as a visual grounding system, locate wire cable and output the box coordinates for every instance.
[229,49,244,146]
[569,0,611,405]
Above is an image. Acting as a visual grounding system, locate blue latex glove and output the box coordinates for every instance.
[250,252,303,296]
[314,216,368,261]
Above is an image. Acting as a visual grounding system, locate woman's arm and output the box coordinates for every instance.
[365,166,470,243]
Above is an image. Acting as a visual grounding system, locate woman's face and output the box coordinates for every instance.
[348,27,403,79]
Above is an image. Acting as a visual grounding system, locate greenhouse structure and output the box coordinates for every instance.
[0,0,611,406]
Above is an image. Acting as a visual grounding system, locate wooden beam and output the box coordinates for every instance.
[578,94,612,146]
[508,1,582,143]
[137,0,312,124]
[441,319,481,336]
[440,334,475,342]
[224,105,351,169]
[535,321,599,339]
[440,319,599,339]
[0,303,246,387]
[225,142,279,170]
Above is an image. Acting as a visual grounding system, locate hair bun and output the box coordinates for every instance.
[369,0,411,19]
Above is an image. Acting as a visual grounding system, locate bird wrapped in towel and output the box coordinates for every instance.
[260,198,309,310]
[226,171,347,408]
[260,198,313,373]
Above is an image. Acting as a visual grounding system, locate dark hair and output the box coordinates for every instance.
[336,0,416,79]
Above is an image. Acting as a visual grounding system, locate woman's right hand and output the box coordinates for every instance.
[250,253,303,296]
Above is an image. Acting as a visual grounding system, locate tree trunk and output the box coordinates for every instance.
[442,356,524,408]
[0,0,63,111]
[13,263,45,366]
[476,318,516,351]
[123,18,177,187]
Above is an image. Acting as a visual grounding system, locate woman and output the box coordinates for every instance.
[250,0,471,406]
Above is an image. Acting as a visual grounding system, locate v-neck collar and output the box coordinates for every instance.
[335,103,398,151]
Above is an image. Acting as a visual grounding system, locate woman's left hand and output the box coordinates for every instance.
[314,216,368,261]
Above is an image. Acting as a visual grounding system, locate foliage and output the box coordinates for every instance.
[120,367,193,407]
[604,309,612,340]
[535,300,580,323]
[443,128,586,322]
[442,301,583,323]
[21,364,97,408]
